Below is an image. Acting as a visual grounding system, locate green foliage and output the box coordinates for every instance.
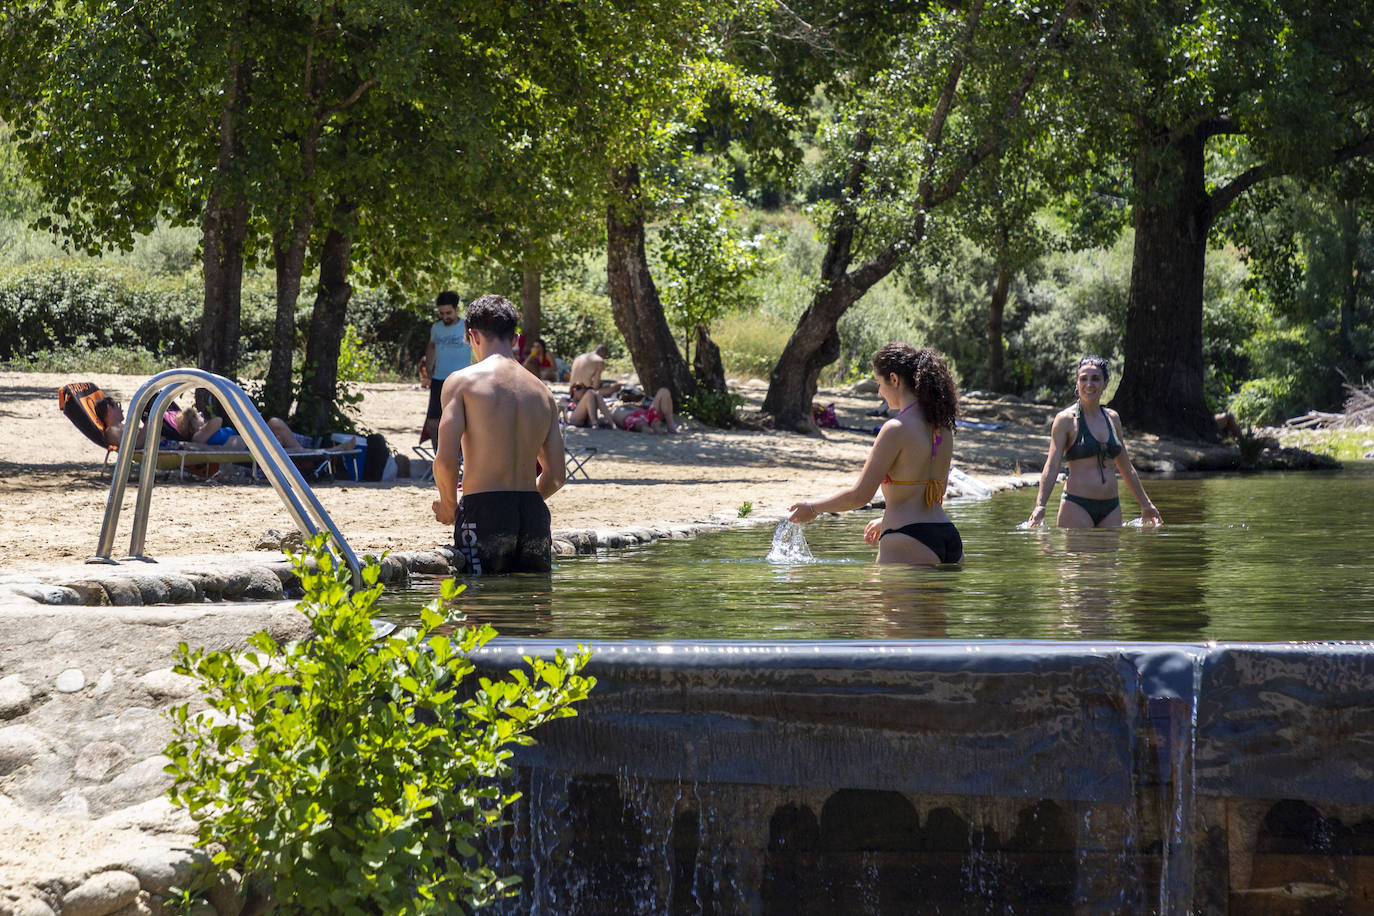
[1007,240,1133,403]
[737,500,753,518]
[0,260,276,364]
[711,311,792,379]
[539,287,622,363]
[653,176,774,362]
[0,122,42,221]
[340,289,431,376]
[164,536,595,914]
[6,344,180,376]
[0,258,429,381]
[335,325,382,385]
[1229,376,1301,426]
[680,386,744,427]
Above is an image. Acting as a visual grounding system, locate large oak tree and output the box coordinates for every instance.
[1066,1,1374,437]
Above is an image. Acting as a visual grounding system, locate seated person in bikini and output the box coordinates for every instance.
[789,343,963,565]
[1026,355,1162,528]
[565,383,615,428]
[522,338,560,382]
[569,343,620,397]
[609,387,679,434]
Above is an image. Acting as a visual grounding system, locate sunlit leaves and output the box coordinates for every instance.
[163,534,595,912]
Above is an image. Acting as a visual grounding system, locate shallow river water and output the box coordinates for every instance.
[376,464,1374,642]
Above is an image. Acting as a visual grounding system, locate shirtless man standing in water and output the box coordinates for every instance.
[432,294,565,574]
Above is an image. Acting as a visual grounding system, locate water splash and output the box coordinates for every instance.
[767,520,815,564]
[948,466,994,499]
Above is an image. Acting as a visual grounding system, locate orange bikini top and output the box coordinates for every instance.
[882,430,947,507]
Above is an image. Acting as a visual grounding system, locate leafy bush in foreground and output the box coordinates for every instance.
[164,537,594,913]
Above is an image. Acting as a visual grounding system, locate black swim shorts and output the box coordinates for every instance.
[453,490,552,575]
[426,378,445,421]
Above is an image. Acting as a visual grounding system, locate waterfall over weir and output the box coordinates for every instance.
[469,640,1374,914]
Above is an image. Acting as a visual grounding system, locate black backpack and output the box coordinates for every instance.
[362,433,390,481]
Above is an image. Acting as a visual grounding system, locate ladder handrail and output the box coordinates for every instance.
[90,368,362,587]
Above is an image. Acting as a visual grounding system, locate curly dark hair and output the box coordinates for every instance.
[872,343,959,431]
[465,293,517,341]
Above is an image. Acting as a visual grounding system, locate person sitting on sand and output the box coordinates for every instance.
[432,294,565,575]
[569,344,620,397]
[1025,355,1162,529]
[789,343,964,566]
[565,383,615,428]
[522,338,560,382]
[610,387,679,434]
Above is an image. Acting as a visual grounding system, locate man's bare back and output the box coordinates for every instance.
[431,294,565,575]
[569,345,620,396]
[433,355,563,515]
[568,350,605,390]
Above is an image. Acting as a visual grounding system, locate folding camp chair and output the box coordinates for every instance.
[565,445,598,481]
[412,444,436,483]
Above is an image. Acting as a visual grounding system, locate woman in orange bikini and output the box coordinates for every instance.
[789,344,963,565]
[1026,355,1162,528]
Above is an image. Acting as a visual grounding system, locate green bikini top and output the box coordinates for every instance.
[1064,404,1121,481]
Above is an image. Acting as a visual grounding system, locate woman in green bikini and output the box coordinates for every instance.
[1027,356,1162,528]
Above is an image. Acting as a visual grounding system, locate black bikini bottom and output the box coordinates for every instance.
[1063,492,1120,526]
[879,522,963,565]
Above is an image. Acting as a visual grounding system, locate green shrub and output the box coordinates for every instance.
[342,288,431,375]
[6,343,180,375]
[336,325,384,384]
[164,537,595,913]
[1229,375,1299,426]
[681,386,744,427]
[0,259,281,363]
[540,287,621,362]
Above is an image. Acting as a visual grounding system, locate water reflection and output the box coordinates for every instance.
[375,466,1374,643]
[863,564,952,637]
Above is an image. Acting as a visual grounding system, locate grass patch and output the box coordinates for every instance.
[714,311,793,380]
[1276,427,1374,461]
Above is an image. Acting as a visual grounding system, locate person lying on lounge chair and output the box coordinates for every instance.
[97,397,352,453]
[93,397,163,449]
[171,406,355,453]
[564,383,615,428]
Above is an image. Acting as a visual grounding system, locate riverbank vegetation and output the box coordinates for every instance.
[166,538,594,912]
[1,2,1372,437]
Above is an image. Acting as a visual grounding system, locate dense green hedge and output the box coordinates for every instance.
[0,260,432,373]
[0,260,274,361]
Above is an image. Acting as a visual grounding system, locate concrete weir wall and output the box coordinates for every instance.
[469,640,1374,915]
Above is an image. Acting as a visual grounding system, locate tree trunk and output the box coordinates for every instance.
[692,323,727,393]
[1114,126,1216,440]
[521,262,542,344]
[199,193,248,381]
[263,216,311,419]
[295,209,355,436]
[606,164,696,400]
[762,125,878,431]
[198,52,250,397]
[987,226,1010,392]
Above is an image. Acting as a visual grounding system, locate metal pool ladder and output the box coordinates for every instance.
[88,368,362,587]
